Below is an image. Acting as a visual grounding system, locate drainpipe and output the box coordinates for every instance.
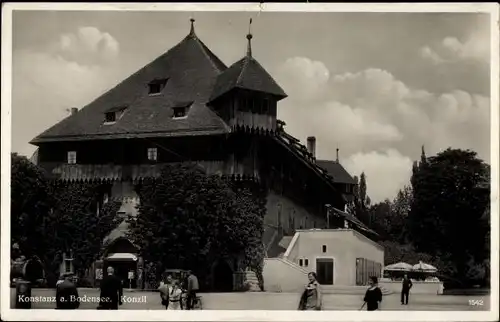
[325,204,331,229]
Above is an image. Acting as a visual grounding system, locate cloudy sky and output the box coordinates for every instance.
[10,10,491,202]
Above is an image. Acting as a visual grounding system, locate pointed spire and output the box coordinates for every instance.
[189,18,196,37]
[420,144,427,164]
[336,147,340,163]
[246,18,253,57]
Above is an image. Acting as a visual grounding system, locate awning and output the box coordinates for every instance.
[106,253,138,261]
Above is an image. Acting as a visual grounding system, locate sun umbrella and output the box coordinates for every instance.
[412,261,437,272]
[383,262,413,271]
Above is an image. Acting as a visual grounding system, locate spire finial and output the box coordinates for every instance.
[336,147,339,163]
[189,17,195,36]
[246,18,253,57]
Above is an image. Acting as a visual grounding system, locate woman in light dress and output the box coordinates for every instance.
[167,280,184,310]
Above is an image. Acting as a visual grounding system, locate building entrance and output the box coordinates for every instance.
[316,258,334,285]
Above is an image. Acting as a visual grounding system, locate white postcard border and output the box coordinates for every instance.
[1,2,498,321]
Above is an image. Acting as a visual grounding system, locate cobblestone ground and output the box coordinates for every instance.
[8,288,490,311]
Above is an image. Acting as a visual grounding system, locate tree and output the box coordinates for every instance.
[354,172,371,225]
[48,181,120,278]
[11,153,51,257]
[359,172,367,206]
[367,199,392,239]
[11,153,120,283]
[408,148,490,284]
[390,185,412,243]
[127,163,266,289]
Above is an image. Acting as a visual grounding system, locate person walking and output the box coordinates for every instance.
[362,276,383,311]
[98,266,123,310]
[55,273,80,309]
[158,275,173,309]
[185,270,199,310]
[401,274,413,305]
[298,272,322,310]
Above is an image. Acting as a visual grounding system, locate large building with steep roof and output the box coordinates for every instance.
[31,20,379,290]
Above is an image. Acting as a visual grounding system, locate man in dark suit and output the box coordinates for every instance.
[401,274,413,305]
[56,273,80,309]
[98,266,123,309]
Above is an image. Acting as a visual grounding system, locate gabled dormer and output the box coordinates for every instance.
[104,105,128,125]
[148,78,168,96]
[208,26,287,132]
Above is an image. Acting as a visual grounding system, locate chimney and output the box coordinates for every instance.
[70,107,78,115]
[306,136,316,158]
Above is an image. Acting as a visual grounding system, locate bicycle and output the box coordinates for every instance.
[181,290,203,310]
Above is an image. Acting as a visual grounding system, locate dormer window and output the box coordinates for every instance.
[104,106,127,124]
[147,148,158,161]
[171,101,193,119]
[148,78,168,95]
[173,107,186,118]
[105,112,116,123]
[67,151,77,164]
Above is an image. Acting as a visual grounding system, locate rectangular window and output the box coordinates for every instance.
[262,99,270,115]
[322,245,327,253]
[105,112,116,123]
[64,259,72,273]
[147,148,158,161]
[173,107,187,118]
[239,98,250,112]
[67,151,77,164]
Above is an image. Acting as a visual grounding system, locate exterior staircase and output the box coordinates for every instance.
[243,270,261,292]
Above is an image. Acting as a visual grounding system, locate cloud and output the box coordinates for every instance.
[343,149,413,203]
[52,27,120,66]
[275,57,330,101]
[419,28,489,65]
[276,58,490,202]
[12,27,123,158]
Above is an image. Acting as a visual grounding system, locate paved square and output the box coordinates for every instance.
[8,288,490,311]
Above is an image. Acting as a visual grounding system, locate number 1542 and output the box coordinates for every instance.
[469,299,484,306]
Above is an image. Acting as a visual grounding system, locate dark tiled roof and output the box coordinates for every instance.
[316,160,357,184]
[209,56,287,102]
[31,29,229,144]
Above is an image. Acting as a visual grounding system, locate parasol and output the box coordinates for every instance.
[412,261,437,272]
[383,262,413,271]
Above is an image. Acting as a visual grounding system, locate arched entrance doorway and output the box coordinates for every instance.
[104,237,139,288]
[24,258,44,283]
[212,260,233,292]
